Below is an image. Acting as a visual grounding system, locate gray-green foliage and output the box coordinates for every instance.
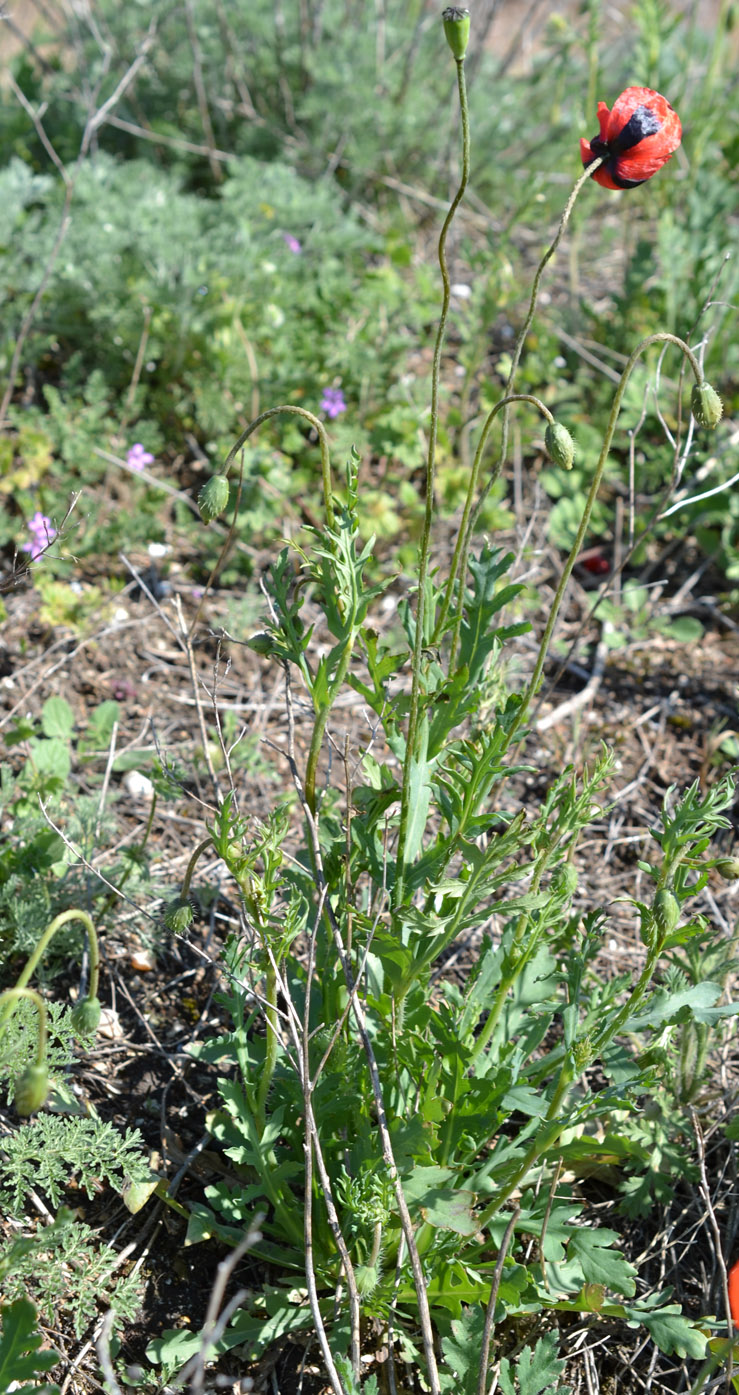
[0,1210,142,1339]
[0,1114,149,1216]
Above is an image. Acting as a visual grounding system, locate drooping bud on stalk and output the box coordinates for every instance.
[716,857,739,881]
[15,1063,50,1116]
[691,381,723,430]
[163,900,194,933]
[545,420,576,470]
[198,474,230,523]
[70,996,102,1039]
[442,6,470,60]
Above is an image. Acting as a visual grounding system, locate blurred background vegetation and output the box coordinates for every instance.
[0,0,736,597]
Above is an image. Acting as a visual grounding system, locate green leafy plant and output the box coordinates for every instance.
[137,14,734,1395]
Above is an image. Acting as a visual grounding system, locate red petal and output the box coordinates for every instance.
[730,1259,739,1324]
[596,101,611,140]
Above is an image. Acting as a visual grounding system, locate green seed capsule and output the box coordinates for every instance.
[198,474,230,523]
[691,382,723,430]
[15,1063,50,1116]
[716,858,739,881]
[652,889,680,935]
[442,6,470,59]
[545,420,575,470]
[70,996,102,1038]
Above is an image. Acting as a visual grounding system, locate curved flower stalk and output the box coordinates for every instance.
[507,334,719,743]
[0,908,100,1038]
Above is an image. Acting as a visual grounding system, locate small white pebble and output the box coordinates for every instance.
[122,770,155,800]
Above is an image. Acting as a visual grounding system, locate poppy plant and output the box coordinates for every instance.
[580,87,682,190]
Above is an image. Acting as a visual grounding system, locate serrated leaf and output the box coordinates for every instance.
[0,1297,60,1394]
[622,1302,708,1359]
[625,982,730,1030]
[568,1228,637,1295]
[498,1333,570,1395]
[441,1304,486,1394]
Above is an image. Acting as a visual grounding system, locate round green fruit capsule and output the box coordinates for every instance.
[442,6,470,59]
[716,858,739,882]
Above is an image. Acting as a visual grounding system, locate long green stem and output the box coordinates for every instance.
[441,159,603,638]
[394,55,470,910]
[255,962,278,1135]
[222,404,335,529]
[507,333,704,745]
[305,637,355,815]
[477,1066,573,1229]
[439,393,554,662]
[0,909,99,1033]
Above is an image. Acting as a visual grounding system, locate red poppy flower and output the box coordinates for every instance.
[580,87,681,190]
[730,1258,739,1325]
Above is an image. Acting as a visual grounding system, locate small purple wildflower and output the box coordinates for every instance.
[21,511,57,560]
[282,233,302,255]
[127,443,155,472]
[320,387,347,419]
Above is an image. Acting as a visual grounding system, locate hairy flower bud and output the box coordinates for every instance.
[442,7,470,59]
[71,996,102,1039]
[355,1263,381,1296]
[163,900,193,933]
[15,1063,50,1116]
[545,420,575,470]
[652,889,680,935]
[198,474,230,523]
[691,382,723,430]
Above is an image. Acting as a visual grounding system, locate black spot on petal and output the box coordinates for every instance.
[610,104,661,155]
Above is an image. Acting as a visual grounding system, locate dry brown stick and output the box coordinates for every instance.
[477,1206,521,1395]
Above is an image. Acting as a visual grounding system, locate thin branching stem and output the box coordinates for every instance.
[394,54,470,910]
[507,333,704,745]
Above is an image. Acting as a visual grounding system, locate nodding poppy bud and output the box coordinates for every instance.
[442,6,470,59]
[691,382,723,430]
[652,889,680,936]
[580,87,681,190]
[70,996,101,1039]
[355,1264,381,1296]
[163,900,193,933]
[198,474,230,524]
[545,420,575,470]
[15,1063,50,1116]
[716,857,739,882]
